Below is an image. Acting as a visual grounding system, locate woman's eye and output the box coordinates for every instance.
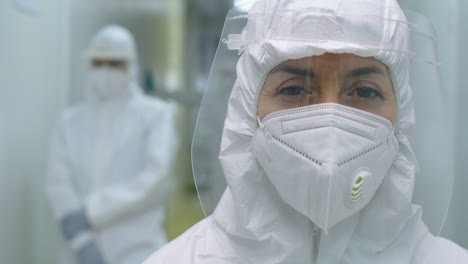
[278,86,310,96]
[350,87,383,99]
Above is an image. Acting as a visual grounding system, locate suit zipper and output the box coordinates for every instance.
[312,225,321,263]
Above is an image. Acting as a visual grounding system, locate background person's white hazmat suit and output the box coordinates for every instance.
[46,25,176,264]
[145,0,468,263]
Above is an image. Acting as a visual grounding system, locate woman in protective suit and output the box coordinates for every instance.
[145,0,468,263]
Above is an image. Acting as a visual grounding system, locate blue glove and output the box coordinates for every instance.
[78,241,106,264]
[60,209,90,240]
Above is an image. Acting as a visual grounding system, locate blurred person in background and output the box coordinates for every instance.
[45,25,177,264]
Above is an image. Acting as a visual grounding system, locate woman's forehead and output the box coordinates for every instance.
[273,53,389,74]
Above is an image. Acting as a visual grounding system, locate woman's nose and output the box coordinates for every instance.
[316,77,341,104]
[317,93,340,104]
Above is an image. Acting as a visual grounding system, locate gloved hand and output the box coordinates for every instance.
[60,208,90,240]
[78,241,106,264]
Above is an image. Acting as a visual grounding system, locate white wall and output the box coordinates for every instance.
[0,0,69,263]
[452,0,468,248]
[398,0,468,248]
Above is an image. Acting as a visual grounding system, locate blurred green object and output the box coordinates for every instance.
[165,184,205,240]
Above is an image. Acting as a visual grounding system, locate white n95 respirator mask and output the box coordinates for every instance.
[251,103,398,232]
[89,67,130,101]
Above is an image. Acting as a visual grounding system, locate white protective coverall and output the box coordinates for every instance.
[46,25,176,264]
[144,0,468,263]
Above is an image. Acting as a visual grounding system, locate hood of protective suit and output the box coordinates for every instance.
[212,0,425,262]
[84,25,142,104]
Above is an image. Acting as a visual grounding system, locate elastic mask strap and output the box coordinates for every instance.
[257,116,264,128]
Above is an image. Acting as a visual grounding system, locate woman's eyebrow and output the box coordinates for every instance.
[270,65,315,78]
[345,66,386,78]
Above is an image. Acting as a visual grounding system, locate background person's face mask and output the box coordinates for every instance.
[89,66,130,101]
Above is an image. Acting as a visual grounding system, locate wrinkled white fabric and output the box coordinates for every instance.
[46,25,177,264]
[83,25,138,62]
[144,0,468,263]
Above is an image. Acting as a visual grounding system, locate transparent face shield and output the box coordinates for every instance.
[192,1,453,237]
